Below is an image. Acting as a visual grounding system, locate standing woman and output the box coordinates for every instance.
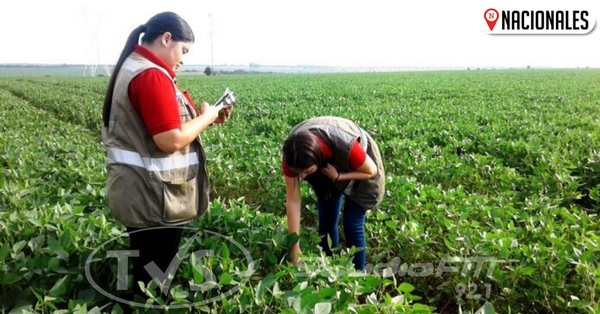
[102,12,232,293]
[282,116,385,271]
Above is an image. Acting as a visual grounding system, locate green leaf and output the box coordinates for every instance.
[314,302,332,314]
[413,304,434,311]
[49,275,68,297]
[191,255,203,283]
[366,293,379,305]
[324,287,339,297]
[266,253,277,265]
[398,282,415,294]
[475,301,496,314]
[220,273,233,285]
[8,304,33,314]
[59,229,72,249]
[300,292,321,310]
[170,286,189,300]
[0,245,9,262]
[521,267,535,276]
[48,257,60,271]
[311,234,322,244]
[111,304,124,314]
[13,240,26,254]
[284,233,300,247]
[28,235,45,252]
[88,307,102,314]
[255,273,280,304]
[47,236,68,261]
[221,243,230,259]
[76,289,96,302]
[0,272,22,285]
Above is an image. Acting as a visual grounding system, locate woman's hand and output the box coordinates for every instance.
[320,156,379,182]
[290,242,303,265]
[199,101,224,123]
[320,163,339,181]
[153,101,222,154]
[214,106,233,124]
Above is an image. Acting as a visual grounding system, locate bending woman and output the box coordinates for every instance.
[282,116,385,270]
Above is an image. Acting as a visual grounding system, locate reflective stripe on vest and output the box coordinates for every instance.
[107,147,199,172]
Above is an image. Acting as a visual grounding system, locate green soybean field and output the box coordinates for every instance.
[0,70,599,314]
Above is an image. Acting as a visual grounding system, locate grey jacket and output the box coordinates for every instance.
[102,52,209,227]
[290,116,385,209]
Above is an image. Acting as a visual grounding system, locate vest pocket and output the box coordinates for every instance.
[162,176,198,223]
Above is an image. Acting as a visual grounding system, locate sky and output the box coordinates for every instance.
[1,0,598,68]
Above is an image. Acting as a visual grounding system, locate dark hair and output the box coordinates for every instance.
[282,131,326,171]
[102,12,195,127]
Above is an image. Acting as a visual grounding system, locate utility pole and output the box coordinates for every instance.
[82,8,111,77]
[208,13,214,71]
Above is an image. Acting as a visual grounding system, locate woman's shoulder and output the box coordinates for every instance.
[131,68,175,92]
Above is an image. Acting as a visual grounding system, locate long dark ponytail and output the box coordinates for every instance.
[102,12,195,127]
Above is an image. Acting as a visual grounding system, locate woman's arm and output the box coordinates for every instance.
[285,174,303,265]
[152,102,223,154]
[321,154,378,182]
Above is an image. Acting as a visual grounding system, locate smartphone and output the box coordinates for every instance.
[214,87,236,109]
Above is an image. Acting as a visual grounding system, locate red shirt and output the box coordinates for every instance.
[282,134,367,177]
[128,45,198,136]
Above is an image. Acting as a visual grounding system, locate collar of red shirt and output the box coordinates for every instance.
[133,45,176,79]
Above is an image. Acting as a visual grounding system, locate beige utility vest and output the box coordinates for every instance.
[290,116,385,209]
[102,52,209,227]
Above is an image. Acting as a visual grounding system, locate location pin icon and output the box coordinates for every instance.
[484,8,499,31]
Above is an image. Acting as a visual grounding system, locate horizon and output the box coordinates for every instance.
[1,63,596,78]
[1,63,596,70]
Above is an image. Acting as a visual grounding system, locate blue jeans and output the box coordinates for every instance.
[317,191,366,270]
